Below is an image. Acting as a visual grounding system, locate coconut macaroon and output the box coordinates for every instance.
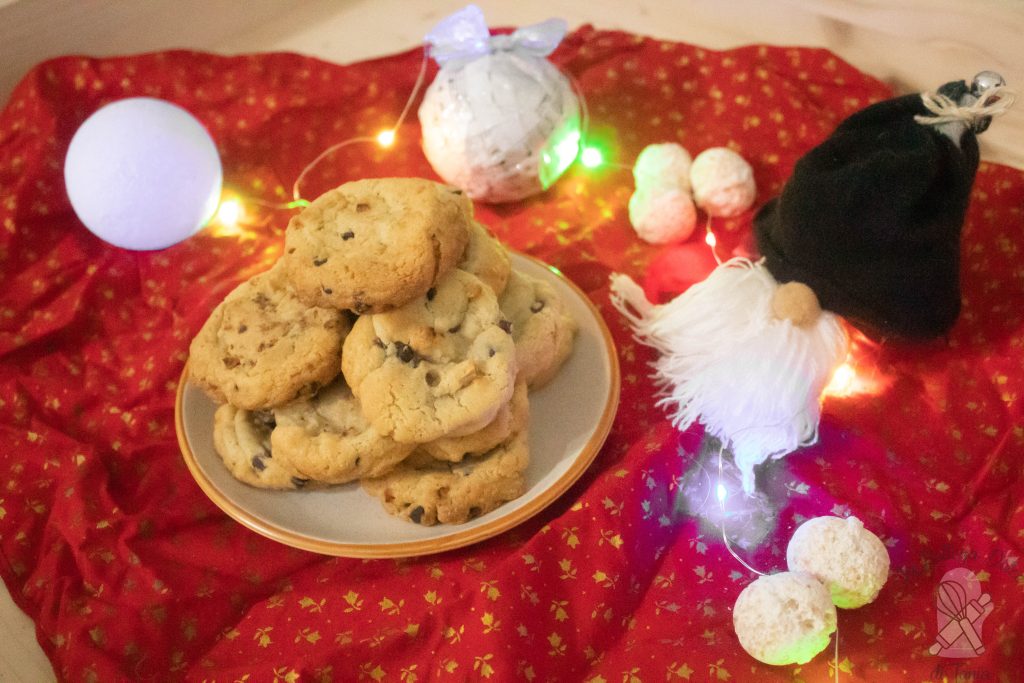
[732,571,837,666]
[628,187,698,245]
[689,147,756,217]
[632,142,693,192]
[786,515,890,609]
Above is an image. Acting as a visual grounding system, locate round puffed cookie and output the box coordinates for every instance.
[212,403,315,490]
[270,379,415,484]
[281,178,472,314]
[189,265,350,410]
[423,379,529,462]
[459,220,511,295]
[499,269,578,388]
[339,311,383,396]
[341,269,517,444]
[361,429,530,525]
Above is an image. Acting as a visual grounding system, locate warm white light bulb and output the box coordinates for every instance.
[824,362,857,397]
[376,129,396,147]
[215,199,243,227]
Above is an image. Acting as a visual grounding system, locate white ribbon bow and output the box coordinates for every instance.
[425,4,567,66]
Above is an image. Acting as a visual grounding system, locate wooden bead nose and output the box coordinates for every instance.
[771,281,821,326]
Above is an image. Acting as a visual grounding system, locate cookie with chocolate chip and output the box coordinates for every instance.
[189,265,350,410]
[341,269,517,444]
[458,220,511,296]
[422,379,528,462]
[212,403,315,489]
[361,429,529,525]
[280,177,472,314]
[499,269,577,388]
[270,378,415,483]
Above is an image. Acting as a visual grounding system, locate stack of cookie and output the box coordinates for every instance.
[188,178,578,525]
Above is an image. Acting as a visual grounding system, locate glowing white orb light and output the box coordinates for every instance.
[64,97,222,250]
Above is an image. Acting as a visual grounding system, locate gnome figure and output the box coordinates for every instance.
[611,72,1014,493]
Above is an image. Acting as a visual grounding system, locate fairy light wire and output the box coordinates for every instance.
[214,26,847,680]
[834,620,840,683]
[703,213,723,264]
[239,45,845,675]
[565,67,591,160]
[213,45,432,225]
[715,440,768,577]
[244,197,310,211]
[714,422,843,678]
[291,48,432,204]
[564,64,629,173]
[289,134,378,203]
[225,40,599,224]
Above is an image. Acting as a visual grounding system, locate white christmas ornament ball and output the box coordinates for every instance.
[418,51,580,203]
[64,97,222,250]
[633,143,693,193]
[689,147,756,217]
[787,515,890,609]
[733,571,837,666]
[628,187,697,244]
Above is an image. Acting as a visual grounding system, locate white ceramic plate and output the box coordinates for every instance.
[176,252,620,558]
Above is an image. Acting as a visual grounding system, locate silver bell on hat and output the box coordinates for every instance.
[972,70,1006,95]
[920,71,1013,142]
[970,70,1007,133]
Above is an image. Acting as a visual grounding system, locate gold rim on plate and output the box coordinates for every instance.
[175,252,620,558]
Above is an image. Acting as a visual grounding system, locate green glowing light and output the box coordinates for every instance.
[580,146,604,168]
[538,119,582,190]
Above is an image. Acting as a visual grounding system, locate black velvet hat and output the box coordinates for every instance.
[754,73,1008,339]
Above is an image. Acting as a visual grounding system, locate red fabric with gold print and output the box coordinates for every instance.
[0,27,1021,681]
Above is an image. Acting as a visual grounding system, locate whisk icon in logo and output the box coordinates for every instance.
[929,567,993,657]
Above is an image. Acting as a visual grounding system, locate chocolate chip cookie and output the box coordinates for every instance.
[342,269,517,443]
[423,379,528,462]
[499,269,577,388]
[361,429,530,525]
[189,265,350,409]
[280,178,472,314]
[270,379,415,483]
[459,220,511,295]
[212,403,314,489]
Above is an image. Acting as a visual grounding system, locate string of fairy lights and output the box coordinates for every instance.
[211,44,607,236]
[63,16,884,677]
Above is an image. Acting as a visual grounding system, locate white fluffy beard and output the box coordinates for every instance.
[610,259,848,493]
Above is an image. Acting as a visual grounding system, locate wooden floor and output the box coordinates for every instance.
[0,0,1021,679]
